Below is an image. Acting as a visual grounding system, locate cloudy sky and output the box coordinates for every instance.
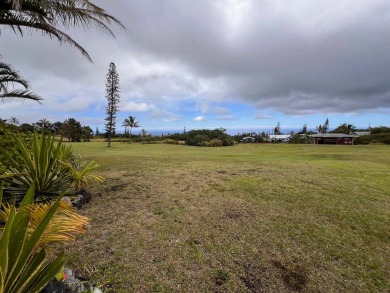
[1,0,390,134]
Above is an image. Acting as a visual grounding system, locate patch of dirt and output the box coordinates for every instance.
[225,208,243,219]
[107,183,129,192]
[240,262,269,292]
[273,261,308,292]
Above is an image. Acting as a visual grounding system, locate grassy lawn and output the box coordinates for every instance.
[66,143,390,292]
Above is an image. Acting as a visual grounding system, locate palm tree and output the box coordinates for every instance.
[122,116,139,143]
[140,128,147,144]
[316,118,329,134]
[9,116,19,125]
[0,0,124,62]
[34,118,51,132]
[0,62,41,102]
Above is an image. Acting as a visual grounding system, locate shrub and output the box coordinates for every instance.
[186,129,234,147]
[0,133,72,202]
[163,139,178,145]
[202,139,223,147]
[0,130,33,174]
[355,133,390,145]
[370,126,390,134]
[0,132,104,202]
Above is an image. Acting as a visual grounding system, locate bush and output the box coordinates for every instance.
[355,133,390,145]
[186,129,234,147]
[163,139,178,144]
[201,139,223,147]
[0,132,103,202]
[370,126,390,134]
[0,130,33,174]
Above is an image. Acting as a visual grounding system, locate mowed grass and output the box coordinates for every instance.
[66,143,390,292]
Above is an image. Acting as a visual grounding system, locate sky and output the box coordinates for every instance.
[1,0,390,135]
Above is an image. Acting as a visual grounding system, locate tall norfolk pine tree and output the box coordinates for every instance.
[105,62,120,147]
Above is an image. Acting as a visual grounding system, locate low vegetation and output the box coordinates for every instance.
[65,142,389,292]
[186,129,234,146]
[0,131,103,292]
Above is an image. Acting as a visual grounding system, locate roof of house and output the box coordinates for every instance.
[353,131,371,136]
[242,136,255,140]
[268,135,291,139]
[308,133,358,138]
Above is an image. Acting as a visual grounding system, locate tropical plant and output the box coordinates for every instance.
[105,62,120,147]
[316,118,329,134]
[9,117,19,126]
[0,62,41,102]
[122,116,139,143]
[0,132,73,202]
[0,0,124,62]
[0,184,90,293]
[65,160,104,192]
[332,123,356,135]
[0,185,65,293]
[34,118,52,133]
[140,129,147,144]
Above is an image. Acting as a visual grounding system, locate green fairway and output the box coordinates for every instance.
[66,143,390,292]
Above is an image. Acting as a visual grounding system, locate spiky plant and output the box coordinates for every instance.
[65,160,104,193]
[0,132,73,201]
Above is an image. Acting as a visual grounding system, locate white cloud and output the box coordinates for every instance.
[194,115,206,121]
[121,102,151,112]
[1,0,390,126]
[150,109,181,122]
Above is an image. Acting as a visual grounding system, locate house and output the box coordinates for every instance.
[268,134,291,142]
[308,133,358,145]
[241,136,255,143]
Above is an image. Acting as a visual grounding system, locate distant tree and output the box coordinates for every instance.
[52,121,63,135]
[332,123,356,135]
[273,121,281,137]
[300,124,308,134]
[122,116,139,143]
[34,118,52,133]
[316,118,329,134]
[104,62,120,147]
[9,117,19,125]
[0,62,41,102]
[61,118,82,142]
[370,126,390,134]
[81,126,93,141]
[96,127,100,136]
[140,129,147,144]
[19,123,34,132]
[186,129,234,146]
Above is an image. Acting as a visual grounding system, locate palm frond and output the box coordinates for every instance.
[0,89,42,102]
[0,198,89,248]
[0,0,125,62]
[0,61,42,102]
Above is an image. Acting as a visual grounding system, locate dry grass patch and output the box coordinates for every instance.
[64,143,390,292]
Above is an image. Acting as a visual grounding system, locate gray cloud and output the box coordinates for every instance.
[1,0,390,121]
